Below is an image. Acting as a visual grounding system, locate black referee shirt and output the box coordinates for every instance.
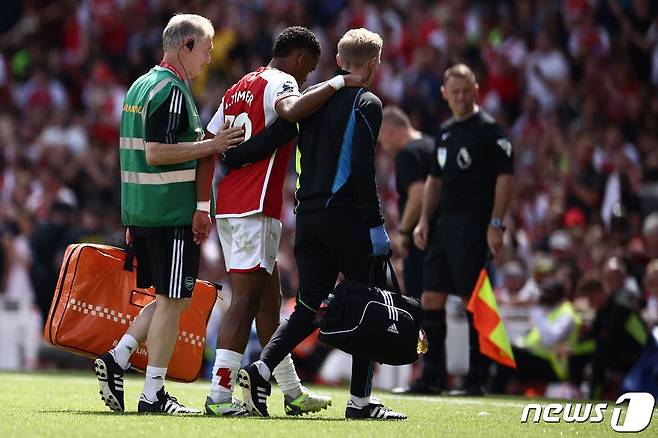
[294,75,384,228]
[395,135,434,217]
[430,109,513,215]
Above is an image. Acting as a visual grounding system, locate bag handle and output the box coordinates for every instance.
[369,256,401,294]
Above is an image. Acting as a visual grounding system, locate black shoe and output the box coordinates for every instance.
[137,388,201,414]
[94,352,125,412]
[447,384,486,396]
[345,398,407,420]
[392,379,443,395]
[238,363,271,417]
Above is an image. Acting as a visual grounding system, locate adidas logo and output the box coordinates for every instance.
[387,323,399,334]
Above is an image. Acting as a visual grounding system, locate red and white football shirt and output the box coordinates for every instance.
[207,67,300,219]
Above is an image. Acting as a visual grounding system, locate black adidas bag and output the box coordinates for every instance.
[315,258,423,365]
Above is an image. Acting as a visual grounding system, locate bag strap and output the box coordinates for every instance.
[369,256,401,294]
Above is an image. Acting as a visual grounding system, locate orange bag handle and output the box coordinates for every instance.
[130,290,153,308]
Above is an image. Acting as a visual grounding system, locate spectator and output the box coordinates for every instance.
[576,258,649,399]
[525,30,570,114]
[641,259,658,328]
[0,212,41,370]
[496,260,540,306]
[492,278,580,393]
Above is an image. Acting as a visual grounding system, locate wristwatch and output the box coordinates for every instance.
[489,218,504,229]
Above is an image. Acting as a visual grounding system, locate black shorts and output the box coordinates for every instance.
[422,212,488,297]
[131,225,199,299]
[294,208,385,311]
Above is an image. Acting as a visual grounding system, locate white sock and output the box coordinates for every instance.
[209,349,243,403]
[254,360,271,381]
[110,334,138,370]
[143,366,167,402]
[272,354,303,399]
[350,395,371,407]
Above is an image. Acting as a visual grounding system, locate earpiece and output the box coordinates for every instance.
[185,39,194,52]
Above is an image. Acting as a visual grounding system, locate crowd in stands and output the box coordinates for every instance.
[1,0,657,397]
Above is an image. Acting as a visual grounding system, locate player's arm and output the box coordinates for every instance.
[487,126,515,256]
[221,118,298,168]
[144,88,244,166]
[394,180,424,258]
[206,97,298,168]
[419,176,442,224]
[350,93,384,228]
[400,182,424,231]
[396,151,426,234]
[490,175,514,224]
[413,131,444,251]
[412,176,441,250]
[275,74,365,123]
[195,139,216,206]
[192,150,216,244]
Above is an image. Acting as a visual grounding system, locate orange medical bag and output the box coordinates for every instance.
[44,244,220,382]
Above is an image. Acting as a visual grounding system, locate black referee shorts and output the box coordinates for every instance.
[422,212,488,297]
[131,225,199,299]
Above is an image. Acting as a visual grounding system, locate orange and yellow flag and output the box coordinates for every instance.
[467,268,516,369]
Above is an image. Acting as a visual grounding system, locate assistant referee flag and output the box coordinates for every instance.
[467,268,516,369]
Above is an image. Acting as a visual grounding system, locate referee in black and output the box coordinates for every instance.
[239,28,406,420]
[379,106,444,394]
[379,106,435,299]
[413,64,514,396]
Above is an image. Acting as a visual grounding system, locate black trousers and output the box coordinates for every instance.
[260,208,384,397]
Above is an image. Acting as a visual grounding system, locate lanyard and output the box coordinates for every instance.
[159,61,184,80]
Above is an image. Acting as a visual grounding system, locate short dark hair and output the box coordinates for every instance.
[272,26,321,58]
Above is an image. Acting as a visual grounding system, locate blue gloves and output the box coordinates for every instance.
[370,225,391,256]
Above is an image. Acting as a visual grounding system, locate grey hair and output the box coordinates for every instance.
[162,14,214,52]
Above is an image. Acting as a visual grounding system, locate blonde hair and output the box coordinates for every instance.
[162,14,214,52]
[443,63,477,85]
[337,28,383,69]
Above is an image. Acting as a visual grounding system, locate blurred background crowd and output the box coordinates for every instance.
[1,0,657,398]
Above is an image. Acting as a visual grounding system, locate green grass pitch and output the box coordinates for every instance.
[1,371,656,437]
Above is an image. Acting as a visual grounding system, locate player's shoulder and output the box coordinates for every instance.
[416,134,436,153]
[439,117,455,131]
[476,109,499,126]
[259,68,297,86]
[476,110,508,139]
[357,89,382,108]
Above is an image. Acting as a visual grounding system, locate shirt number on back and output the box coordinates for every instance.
[224,112,253,141]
